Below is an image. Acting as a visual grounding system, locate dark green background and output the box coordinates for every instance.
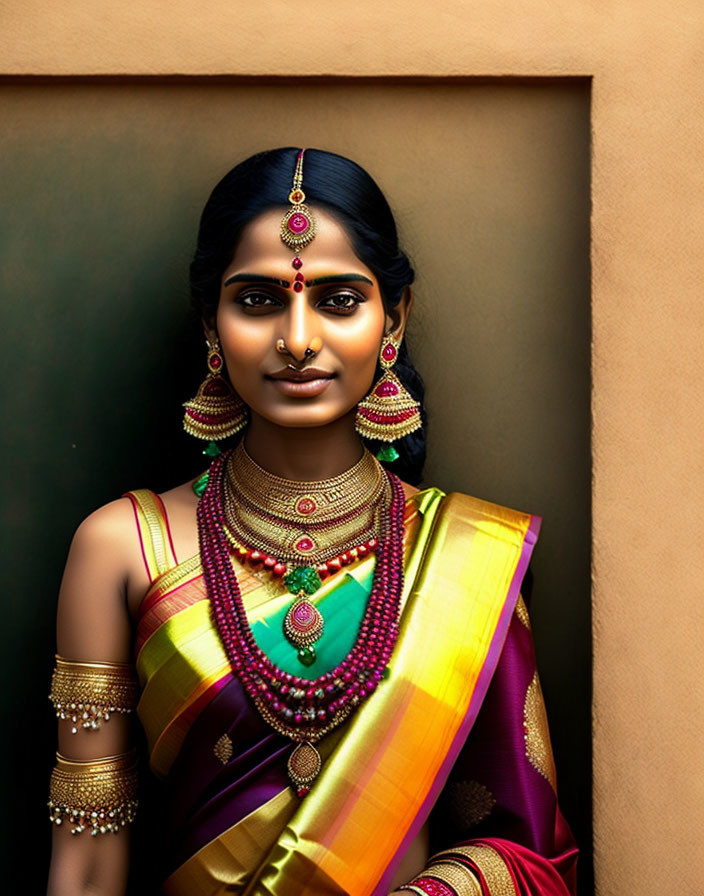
[1,81,591,893]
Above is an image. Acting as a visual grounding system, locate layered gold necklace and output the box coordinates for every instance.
[223,441,389,567]
[222,441,392,669]
[199,446,406,795]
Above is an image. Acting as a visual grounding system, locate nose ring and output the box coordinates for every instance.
[276,335,323,360]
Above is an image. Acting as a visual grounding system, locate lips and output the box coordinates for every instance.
[266,367,335,398]
[266,367,335,383]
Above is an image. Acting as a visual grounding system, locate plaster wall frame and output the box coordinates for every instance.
[4,3,704,894]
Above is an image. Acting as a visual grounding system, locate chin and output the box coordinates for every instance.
[256,402,357,430]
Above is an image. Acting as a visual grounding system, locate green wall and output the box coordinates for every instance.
[0,81,591,893]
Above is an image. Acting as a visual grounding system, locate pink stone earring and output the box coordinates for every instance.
[355,335,422,461]
[183,339,248,441]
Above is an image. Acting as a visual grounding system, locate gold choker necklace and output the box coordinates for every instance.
[223,441,390,567]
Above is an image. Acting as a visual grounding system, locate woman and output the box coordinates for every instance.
[46,147,578,896]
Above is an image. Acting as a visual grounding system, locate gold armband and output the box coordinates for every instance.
[48,750,138,835]
[49,655,139,734]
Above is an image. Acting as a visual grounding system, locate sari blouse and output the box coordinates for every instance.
[126,484,578,896]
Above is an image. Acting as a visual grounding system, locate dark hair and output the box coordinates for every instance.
[190,147,427,485]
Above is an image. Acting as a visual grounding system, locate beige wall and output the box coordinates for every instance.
[4,2,704,894]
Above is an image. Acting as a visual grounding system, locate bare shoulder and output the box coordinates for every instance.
[71,496,138,553]
[58,497,146,662]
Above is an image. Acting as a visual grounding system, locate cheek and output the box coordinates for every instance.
[331,306,386,371]
[216,305,270,371]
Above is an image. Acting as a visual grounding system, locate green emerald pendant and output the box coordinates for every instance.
[297,646,316,667]
[376,444,400,463]
[284,566,322,596]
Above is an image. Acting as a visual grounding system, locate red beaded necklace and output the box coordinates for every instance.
[197,450,406,796]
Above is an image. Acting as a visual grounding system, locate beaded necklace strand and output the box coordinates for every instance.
[197,450,406,796]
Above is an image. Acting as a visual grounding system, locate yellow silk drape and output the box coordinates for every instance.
[165,490,536,896]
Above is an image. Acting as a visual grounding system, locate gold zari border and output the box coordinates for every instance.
[447,845,516,896]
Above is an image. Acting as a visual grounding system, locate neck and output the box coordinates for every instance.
[242,409,365,481]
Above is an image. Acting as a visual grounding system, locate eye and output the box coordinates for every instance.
[236,291,283,311]
[318,292,365,314]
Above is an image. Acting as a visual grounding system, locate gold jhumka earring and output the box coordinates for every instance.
[355,334,422,462]
[183,338,248,441]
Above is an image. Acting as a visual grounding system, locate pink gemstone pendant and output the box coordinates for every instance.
[294,536,315,554]
[382,342,397,364]
[283,597,324,648]
[288,212,309,234]
[296,496,317,515]
[292,256,303,270]
[374,379,399,397]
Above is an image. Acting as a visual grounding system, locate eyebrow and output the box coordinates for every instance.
[305,274,374,287]
[223,273,290,287]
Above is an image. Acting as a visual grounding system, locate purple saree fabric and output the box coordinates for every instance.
[162,675,290,876]
[428,608,578,894]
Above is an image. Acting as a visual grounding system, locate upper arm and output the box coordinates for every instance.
[48,498,148,896]
[57,496,146,662]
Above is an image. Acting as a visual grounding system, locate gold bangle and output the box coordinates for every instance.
[433,845,515,896]
[418,861,482,896]
[398,887,430,896]
[48,749,138,835]
[49,655,139,734]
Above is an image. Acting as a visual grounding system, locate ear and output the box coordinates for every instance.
[202,320,218,346]
[384,286,414,342]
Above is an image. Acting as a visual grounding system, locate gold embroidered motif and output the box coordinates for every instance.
[515,594,531,629]
[214,733,233,765]
[523,670,557,791]
[450,844,517,896]
[445,779,496,828]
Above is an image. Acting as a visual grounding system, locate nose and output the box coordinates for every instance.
[282,292,320,363]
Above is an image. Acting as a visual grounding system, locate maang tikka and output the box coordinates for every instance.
[183,338,248,441]
[280,149,317,282]
[355,335,422,460]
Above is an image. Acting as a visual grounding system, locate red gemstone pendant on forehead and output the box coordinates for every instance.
[280,150,317,271]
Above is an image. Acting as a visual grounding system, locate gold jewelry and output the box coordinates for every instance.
[275,335,323,361]
[280,149,317,258]
[49,656,139,734]
[183,338,248,441]
[48,750,138,835]
[435,845,516,896]
[423,860,483,896]
[398,887,430,896]
[223,440,390,566]
[355,334,422,446]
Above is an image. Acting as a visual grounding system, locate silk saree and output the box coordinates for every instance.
[126,485,578,896]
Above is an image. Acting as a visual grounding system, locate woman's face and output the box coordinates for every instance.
[215,206,401,430]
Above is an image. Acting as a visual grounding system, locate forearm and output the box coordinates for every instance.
[47,824,131,896]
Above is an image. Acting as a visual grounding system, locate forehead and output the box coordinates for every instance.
[225,206,376,280]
